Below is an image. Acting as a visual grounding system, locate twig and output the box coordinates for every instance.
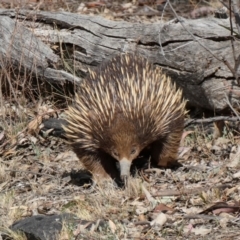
[184,116,240,128]
[167,0,223,62]
[159,1,169,57]
[141,184,156,208]
[219,0,230,9]
[135,221,150,226]
[140,170,151,183]
[232,0,240,35]
[184,214,221,221]
[153,184,231,197]
[224,92,240,120]
[5,169,54,178]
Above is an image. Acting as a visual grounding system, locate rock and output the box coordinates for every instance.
[41,118,67,138]
[5,213,106,240]
[8,213,78,240]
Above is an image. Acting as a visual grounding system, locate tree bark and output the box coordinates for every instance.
[0,9,239,112]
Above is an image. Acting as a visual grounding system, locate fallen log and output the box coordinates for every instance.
[0,9,239,111]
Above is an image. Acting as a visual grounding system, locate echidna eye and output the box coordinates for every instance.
[130,149,136,155]
[112,151,119,158]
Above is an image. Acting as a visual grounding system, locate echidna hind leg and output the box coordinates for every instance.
[150,131,182,167]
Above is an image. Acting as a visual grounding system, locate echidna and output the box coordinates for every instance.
[64,53,186,183]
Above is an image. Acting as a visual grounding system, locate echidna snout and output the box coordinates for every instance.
[119,158,132,180]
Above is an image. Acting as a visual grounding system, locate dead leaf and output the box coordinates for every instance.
[154,203,174,213]
[138,214,146,221]
[29,136,38,144]
[108,219,116,233]
[219,216,229,228]
[141,184,156,206]
[183,224,194,234]
[28,116,43,134]
[213,137,230,146]
[180,130,193,146]
[227,146,240,168]
[201,202,240,215]
[191,226,212,236]
[233,171,240,178]
[0,131,5,142]
[213,207,236,215]
[85,1,105,8]
[150,212,167,227]
[18,137,29,145]
[135,206,149,215]
[182,207,201,215]
[178,146,191,158]
[225,186,237,196]
[55,151,79,162]
[122,3,132,9]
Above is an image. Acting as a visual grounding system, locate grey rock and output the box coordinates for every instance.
[41,118,67,138]
[9,213,78,240]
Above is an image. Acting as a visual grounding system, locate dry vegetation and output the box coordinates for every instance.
[1,0,240,239]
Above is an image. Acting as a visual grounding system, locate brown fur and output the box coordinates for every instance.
[64,53,187,183]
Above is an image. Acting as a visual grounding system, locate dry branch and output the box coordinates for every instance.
[184,116,240,127]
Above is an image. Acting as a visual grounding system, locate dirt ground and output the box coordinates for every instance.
[1,1,240,240]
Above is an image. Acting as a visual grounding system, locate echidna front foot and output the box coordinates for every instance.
[75,150,125,186]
